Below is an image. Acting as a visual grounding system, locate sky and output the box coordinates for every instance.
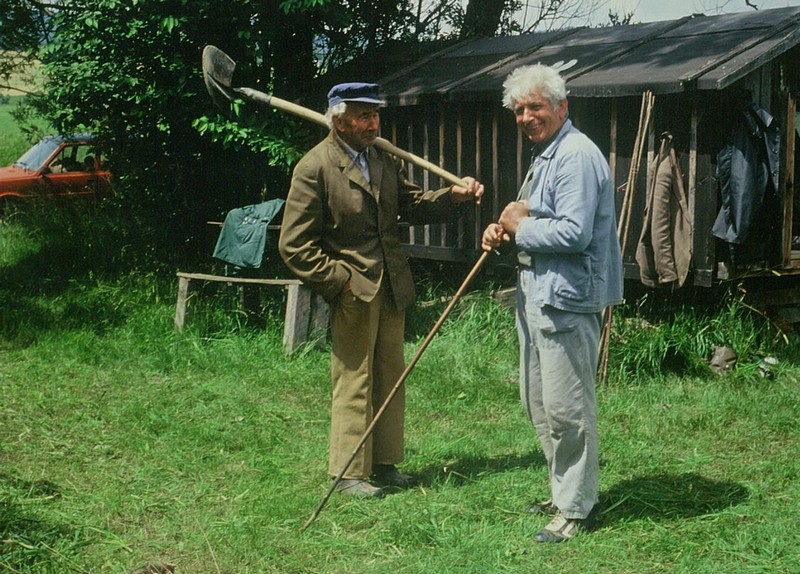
[600,0,800,23]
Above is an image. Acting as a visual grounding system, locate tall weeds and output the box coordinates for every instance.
[608,287,788,385]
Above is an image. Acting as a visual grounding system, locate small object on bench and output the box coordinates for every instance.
[173,272,329,354]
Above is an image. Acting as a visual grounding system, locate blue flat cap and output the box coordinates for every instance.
[327,82,385,107]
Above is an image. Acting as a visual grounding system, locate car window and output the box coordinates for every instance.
[48,144,100,173]
[74,146,100,171]
[49,146,81,173]
[13,138,60,171]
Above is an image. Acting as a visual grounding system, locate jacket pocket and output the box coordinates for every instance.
[553,253,592,301]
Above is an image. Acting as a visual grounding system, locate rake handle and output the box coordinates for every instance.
[301,250,490,531]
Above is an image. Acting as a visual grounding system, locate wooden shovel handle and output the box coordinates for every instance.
[236,88,470,189]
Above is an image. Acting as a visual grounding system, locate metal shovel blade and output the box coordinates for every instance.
[202,45,238,113]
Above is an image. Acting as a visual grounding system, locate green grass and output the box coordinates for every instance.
[2,210,800,572]
[0,96,51,166]
[3,129,800,572]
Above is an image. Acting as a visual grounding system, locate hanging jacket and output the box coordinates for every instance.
[636,132,692,288]
[712,104,780,244]
[213,199,285,271]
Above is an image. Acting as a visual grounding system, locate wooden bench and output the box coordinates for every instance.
[173,272,329,353]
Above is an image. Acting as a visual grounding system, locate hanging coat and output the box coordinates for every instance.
[636,132,692,288]
[213,199,285,271]
[711,104,780,245]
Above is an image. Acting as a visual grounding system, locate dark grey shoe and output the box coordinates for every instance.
[371,464,417,488]
[333,478,385,499]
[526,499,558,516]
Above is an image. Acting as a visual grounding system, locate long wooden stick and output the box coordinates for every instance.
[616,93,646,238]
[301,251,490,532]
[618,91,654,253]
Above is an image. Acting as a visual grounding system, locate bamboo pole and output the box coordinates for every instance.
[599,91,655,383]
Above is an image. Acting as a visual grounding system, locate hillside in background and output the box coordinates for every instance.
[0,52,42,98]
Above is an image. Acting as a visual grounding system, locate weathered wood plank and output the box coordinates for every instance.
[176,272,301,286]
[173,272,322,354]
[174,275,190,331]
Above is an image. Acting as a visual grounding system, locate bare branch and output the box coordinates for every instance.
[0,82,40,96]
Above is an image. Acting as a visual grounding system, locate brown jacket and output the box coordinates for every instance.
[278,131,456,310]
[636,133,692,288]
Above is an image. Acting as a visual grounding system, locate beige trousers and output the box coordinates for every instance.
[329,285,406,479]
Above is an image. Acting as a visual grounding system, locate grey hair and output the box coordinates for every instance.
[324,102,348,128]
[502,64,567,110]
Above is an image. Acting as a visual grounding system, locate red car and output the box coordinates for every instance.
[0,134,112,207]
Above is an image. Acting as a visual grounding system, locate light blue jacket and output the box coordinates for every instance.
[515,119,623,313]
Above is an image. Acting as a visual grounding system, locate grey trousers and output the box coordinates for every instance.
[516,270,601,519]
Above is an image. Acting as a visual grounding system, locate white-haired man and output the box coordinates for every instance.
[482,65,623,542]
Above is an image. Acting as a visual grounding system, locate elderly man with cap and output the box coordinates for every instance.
[279,82,483,498]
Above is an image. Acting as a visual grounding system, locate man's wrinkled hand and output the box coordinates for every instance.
[449,176,485,204]
[482,223,507,252]
[498,200,528,236]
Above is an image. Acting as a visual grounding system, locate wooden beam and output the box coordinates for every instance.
[690,102,699,282]
[490,110,499,248]
[175,272,300,285]
[781,88,796,267]
[609,99,618,184]
[423,117,431,246]
[457,109,465,249]
[439,105,447,247]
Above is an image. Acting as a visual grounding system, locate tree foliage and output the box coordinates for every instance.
[0,0,54,95]
[2,0,737,267]
[30,0,318,266]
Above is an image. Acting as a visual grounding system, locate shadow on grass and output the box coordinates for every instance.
[0,473,91,572]
[598,472,750,524]
[0,209,130,344]
[0,472,61,497]
[0,274,130,345]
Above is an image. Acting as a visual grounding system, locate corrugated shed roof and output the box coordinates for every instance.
[377,6,800,104]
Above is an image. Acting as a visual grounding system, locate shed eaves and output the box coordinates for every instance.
[377,6,800,104]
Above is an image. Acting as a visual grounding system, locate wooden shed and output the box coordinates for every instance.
[351,7,800,287]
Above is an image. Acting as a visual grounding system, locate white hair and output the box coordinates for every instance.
[502,64,567,109]
[324,102,348,128]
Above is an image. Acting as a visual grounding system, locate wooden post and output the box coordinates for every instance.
[283,284,314,353]
[174,275,190,331]
[309,293,330,344]
[781,91,796,268]
[609,100,618,185]
[281,286,329,352]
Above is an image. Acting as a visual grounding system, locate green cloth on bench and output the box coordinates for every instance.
[213,199,285,272]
